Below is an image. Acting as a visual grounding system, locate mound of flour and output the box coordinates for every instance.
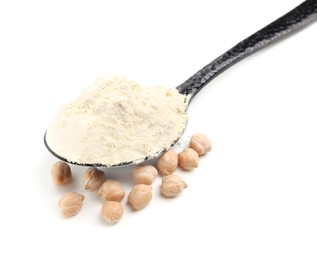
[46,76,188,166]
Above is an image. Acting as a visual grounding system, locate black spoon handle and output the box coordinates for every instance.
[177,0,317,98]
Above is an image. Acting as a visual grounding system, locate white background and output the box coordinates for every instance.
[0,0,316,259]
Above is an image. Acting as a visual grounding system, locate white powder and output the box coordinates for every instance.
[46,76,188,166]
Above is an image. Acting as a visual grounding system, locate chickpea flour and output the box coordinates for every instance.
[46,76,188,166]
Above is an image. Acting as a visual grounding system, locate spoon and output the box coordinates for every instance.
[44,0,317,167]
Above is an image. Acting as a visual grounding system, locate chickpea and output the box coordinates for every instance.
[160,175,187,198]
[101,201,124,225]
[98,180,125,202]
[51,161,72,185]
[178,148,199,170]
[157,149,178,176]
[190,133,212,156]
[133,165,158,185]
[84,167,105,190]
[128,184,152,210]
[59,192,85,217]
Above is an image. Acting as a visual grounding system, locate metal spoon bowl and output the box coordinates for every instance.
[44,0,317,168]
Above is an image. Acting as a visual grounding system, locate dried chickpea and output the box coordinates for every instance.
[161,175,187,198]
[101,201,124,225]
[84,167,105,190]
[128,184,152,210]
[98,180,125,202]
[157,149,178,176]
[59,192,85,217]
[133,165,158,185]
[51,161,72,185]
[190,133,212,156]
[178,148,199,170]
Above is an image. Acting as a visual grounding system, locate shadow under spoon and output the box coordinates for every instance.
[44,0,317,168]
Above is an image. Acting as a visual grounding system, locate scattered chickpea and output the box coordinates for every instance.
[190,134,212,156]
[52,133,211,222]
[98,180,125,202]
[84,167,105,190]
[157,149,178,176]
[133,165,158,185]
[59,192,85,217]
[178,148,199,170]
[128,184,152,210]
[51,161,72,185]
[160,175,187,198]
[101,201,124,225]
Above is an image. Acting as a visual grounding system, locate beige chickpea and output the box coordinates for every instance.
[59,192,85,217]
[160,175,187,198]
[51,161,72,185]
[101,201,124,225]
[157,149,178,176]
[190,133,212,156]
[178,148,199,170]
[128,184,152,210]
[84,167,105,190]
[98,180,125,202]
[133,165,158,185]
